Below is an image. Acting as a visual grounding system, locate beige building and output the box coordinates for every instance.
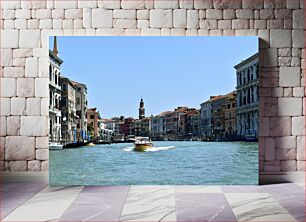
[86,107,100,139]
[223,91,237,141]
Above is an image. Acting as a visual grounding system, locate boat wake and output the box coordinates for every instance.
[123,146,175,152]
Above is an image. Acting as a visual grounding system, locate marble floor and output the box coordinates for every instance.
[1,183,305,221]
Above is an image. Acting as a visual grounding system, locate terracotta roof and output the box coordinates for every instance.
[187,110,200,116]
[224,90,237,97]
[156,111,173,117]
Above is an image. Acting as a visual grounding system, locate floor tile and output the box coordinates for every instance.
[59,186,130,221]
[221,185,264,193]
[270,192,305,206]
[282,205,305,222]
[119,186,176,222]
[1,182,47,194]
[1,193,35,205]
[1,205,18,220]
[81,185,130,194]
[176,193,237,222]
[0,182,47,219]
[262,183,304,193]
[175,185,223,193]
[3,186,84,221]
[295,183,305,188]
[225,193,297,221]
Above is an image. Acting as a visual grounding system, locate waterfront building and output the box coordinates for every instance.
[134,119,142,136]
[99,128,114,142]
[150,113,166,140]
[200,98,213,140]
[118,116,126,135]
[100,118,117,141]
[71,80,88,142]
[223,91,237,141]
[235,53,259,140]
[164,111,178,140]
[111,117,123,135]
[176,107,192,139]
[210,96,227,141]
[86,107,101,139]
[121,117,135,136]
[139,98,145,119]
[61,76,78,143]
[140,117,151,137]
[201,95,227,141]
[186,109,201,139]
[49,37,62,143]
[101,118,115,132]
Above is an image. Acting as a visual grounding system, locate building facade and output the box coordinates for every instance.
[86,107,100,139]
[121,117,135,136]
[49,37,63,143]
[210,95,226,141]
[72,81,88,142]
[140,117,151,137]
[61,77,78,143]
[164,111,178,140]
[200,97,214,140]
[150,113,166,140]
[186,109,201,139]
[223,91,237,141]
[235,53,259,140]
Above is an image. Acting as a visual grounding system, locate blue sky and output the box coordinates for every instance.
[49,37,258,119]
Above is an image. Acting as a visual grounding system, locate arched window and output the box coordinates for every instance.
[62,83,67,91]
[55,70,58,85]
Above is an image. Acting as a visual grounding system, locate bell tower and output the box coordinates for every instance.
[139,98,145,119]
[53,36,58,57]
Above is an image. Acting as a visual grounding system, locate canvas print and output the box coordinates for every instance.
[49,37,259,185]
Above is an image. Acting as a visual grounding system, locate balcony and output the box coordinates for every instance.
[49,106,60,114]
[49,81,61,91]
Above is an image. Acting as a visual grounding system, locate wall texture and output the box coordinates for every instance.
[0,0,305,176]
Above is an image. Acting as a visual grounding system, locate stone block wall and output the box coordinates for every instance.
[0,0,305,175]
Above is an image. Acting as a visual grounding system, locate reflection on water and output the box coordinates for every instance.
[50,141,258,185]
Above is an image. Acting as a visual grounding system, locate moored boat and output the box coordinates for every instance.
[49,142,63,150]
[245,134,258,142]
[134,137,153,152]
[85,142,96,146]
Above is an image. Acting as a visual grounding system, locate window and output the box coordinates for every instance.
[55,73,58,85]
[62,113,67,122]
[90,115,95,119]
[49,65,52,81]
[62,97,67,107]
[62,83,67,91]
[77,97,80,105]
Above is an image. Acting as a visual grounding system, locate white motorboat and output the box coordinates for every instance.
[49,142,63,150]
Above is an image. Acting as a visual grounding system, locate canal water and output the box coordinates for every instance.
[50,141,258,185]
